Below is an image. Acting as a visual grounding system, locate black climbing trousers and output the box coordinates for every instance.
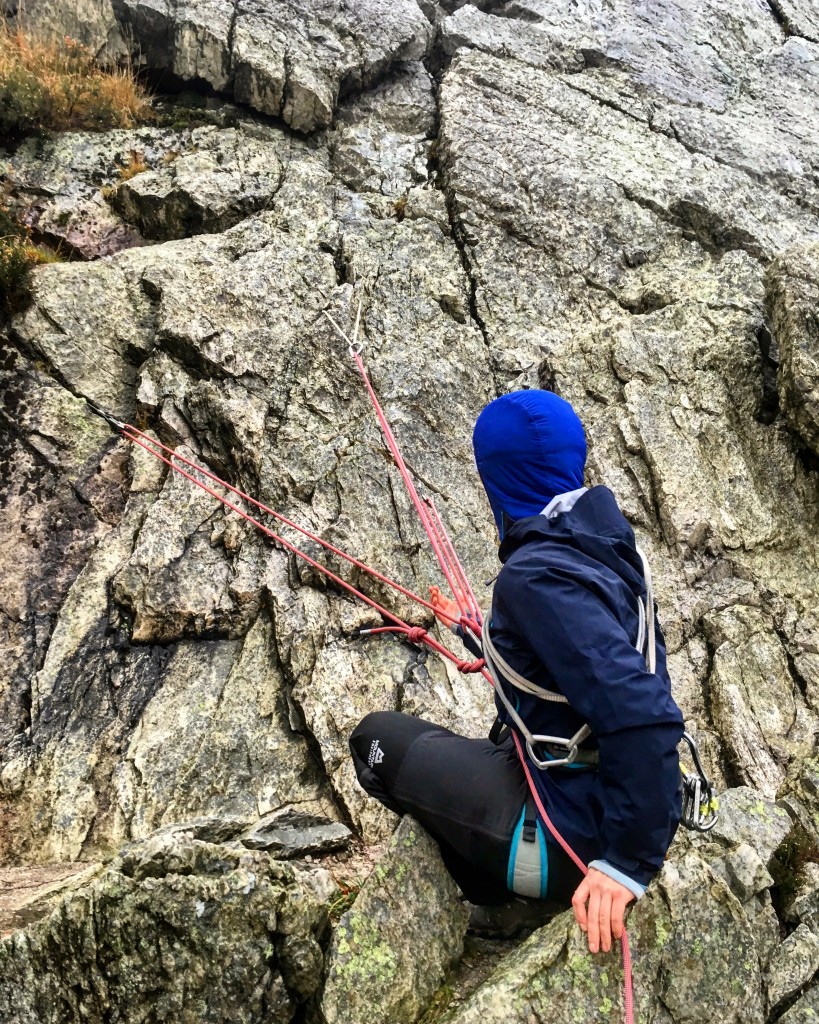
[349,711,584,906]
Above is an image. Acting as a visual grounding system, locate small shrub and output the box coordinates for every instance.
[328,879,362,923]
[0,202,62,313]
[0,26,153,135]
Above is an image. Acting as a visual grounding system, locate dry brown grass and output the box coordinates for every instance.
[0,26,153,135]
[118,149,149,181]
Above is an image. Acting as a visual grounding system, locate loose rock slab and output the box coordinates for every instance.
[240,808,352,857]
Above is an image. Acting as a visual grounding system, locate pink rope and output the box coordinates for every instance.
[120,424,456,626]
[351,352,472,620]
[423,496,483,625]
[117,429,481,679]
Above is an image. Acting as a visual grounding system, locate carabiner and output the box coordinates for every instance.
[680,732,719,832]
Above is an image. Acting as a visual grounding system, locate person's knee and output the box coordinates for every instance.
[348,712,395,782]
[351,711,385,754]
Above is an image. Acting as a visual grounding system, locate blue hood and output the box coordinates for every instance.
[472,390,587,536]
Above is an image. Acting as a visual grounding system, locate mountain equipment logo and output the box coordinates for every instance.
[368,740,384,767]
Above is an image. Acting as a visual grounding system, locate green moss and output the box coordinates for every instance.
[331,911,398,988]
[418,983,456,1024]
[654,916,671,948]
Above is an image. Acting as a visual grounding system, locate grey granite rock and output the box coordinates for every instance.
[767,242,819,456]
[706,787,793,866]
[111,125,291,240]
[321,817,468,1024]
[0,834,332,1024]
[779,981,819,1024]
[767,923,819,1015]
[112,0,433,132]
[445,851,763,1024]
[770,0,819,42]
[13,0,126,59]
[7,0,819,1016]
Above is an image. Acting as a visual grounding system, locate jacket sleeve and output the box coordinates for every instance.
[496,559,684,887]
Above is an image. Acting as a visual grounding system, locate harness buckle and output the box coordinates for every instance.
[680,732,719,832]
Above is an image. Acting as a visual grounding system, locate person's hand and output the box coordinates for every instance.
[429,585,460,625]
[572,868,635,953]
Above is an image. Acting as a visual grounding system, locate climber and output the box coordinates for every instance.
[349,389,685,953]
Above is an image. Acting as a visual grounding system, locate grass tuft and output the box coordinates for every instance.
[118,150,149,181]
[0,26,153,136]
[0,202,63,314]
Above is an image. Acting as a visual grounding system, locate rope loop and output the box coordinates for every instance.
[404,626,428,645]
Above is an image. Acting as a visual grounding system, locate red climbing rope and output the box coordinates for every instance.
[115,427,484,676]
[119,422,457,626]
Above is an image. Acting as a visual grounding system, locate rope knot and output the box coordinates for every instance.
[405,626,428,645]
[456,658,486,674]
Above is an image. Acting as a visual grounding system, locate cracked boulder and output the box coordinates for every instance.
[766,241,819,456]
[111,125,293,240]
[1,128,188,260]
[328,61,436,197]
[703,605,815,799]
[112,0,433,132]
[0,833,333,1024]
[321,817,468,1024]
[766,923,819,1016]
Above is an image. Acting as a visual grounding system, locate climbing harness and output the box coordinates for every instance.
[508,793,549,899]
[481,548,719,831]
[482,612,595,771]
[84,299,723,1024]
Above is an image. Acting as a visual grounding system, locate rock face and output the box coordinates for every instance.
[767,242,819,456]
[0,833,332,1024]
[4,0,819,1021]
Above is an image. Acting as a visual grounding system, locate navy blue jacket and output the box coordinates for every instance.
[481,486,683,887]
